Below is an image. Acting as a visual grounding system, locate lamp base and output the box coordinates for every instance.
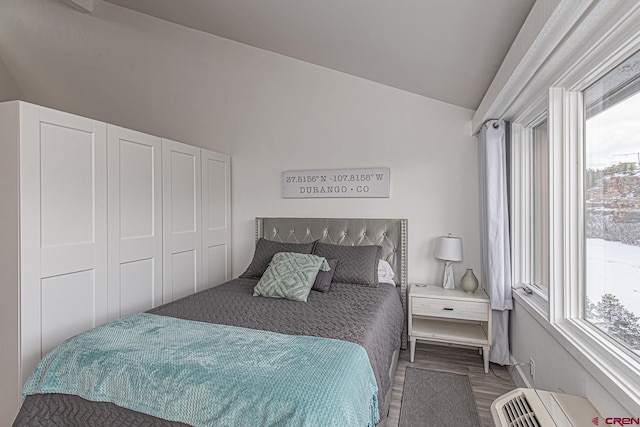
[442,260,455,289]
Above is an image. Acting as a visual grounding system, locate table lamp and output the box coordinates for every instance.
[435,234,463,289]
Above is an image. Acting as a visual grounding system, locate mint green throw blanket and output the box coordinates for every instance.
[22,313,379,426]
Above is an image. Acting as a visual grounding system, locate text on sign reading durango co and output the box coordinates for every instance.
[282,168,390,198]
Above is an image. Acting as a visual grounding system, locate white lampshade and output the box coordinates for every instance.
[435,234,463,290]
[435,235,463,262]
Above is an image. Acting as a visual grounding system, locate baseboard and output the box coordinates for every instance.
[509,355,533,389]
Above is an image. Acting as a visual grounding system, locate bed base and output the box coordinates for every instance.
[376,347,400,427]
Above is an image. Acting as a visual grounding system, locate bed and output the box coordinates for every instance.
[14,217,407,427]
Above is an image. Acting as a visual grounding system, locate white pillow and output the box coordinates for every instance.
[378,260,396,285]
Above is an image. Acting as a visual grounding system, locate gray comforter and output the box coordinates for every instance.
[14,278,404,427]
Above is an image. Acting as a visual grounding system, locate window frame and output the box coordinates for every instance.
[490,0,640,411]
[531,119,550,297]
[510,104,550,317]
[549,62,640,411]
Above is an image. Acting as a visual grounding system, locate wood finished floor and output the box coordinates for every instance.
[386,343,517,427]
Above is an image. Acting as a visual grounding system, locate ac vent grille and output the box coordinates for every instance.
[502,394,541,427]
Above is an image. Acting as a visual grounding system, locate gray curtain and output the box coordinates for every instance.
[478,119,513,366]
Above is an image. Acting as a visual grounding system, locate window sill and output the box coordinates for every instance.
[513,287,640,412]
[554,320,640,412]
[512,288,548,322]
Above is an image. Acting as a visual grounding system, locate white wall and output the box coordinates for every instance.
[0,0,481,284]
[0,55,21,102]
[471,0,561,131]
[510,296,631,415]
[0,103,21,425]
[231,83,480,281]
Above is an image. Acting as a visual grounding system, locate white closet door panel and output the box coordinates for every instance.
[41,271,95,356]
[163,140,201,302]
[120,259,155,318]
[171,251,197,301]
[119,141,155,238]
[40,244,94,278]
[20,104,107,384]
[171,232,198,253]
[204,155,228,230]
[119,237,155,263]
[201,150,231,289]
[169,151,198,233]
[206,245,228,289]
[107,125,162,321]
[206,228,228,244]
[40,122,95,247]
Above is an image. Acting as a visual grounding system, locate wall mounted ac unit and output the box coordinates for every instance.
[491,388,601,426]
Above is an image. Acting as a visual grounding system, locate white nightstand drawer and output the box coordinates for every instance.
[412,298,488,322]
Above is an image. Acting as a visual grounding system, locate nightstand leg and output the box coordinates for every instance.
[410,338,416,362]
[483,345,489,373]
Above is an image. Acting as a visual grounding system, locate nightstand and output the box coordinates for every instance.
[408,284,492,373]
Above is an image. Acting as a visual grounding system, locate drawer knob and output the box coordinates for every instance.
[443,307,454,311]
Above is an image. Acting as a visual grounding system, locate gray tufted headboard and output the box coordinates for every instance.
[255,217,408,348]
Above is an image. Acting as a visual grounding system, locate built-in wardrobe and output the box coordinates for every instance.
[0,101,231,422]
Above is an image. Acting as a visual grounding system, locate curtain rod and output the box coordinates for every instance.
[484,119,501,129]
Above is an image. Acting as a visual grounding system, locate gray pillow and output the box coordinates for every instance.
[253,252,330,302]
[312,258,338,292]
[239,238,317,279]
[313,242,381,287]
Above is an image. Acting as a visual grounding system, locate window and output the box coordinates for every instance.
[582,50,640,353]
[510,116,549,303]
[500,0,640,409]
[538,43,640,410]
[532,120,549,295]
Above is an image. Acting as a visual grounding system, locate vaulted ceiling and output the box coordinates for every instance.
[103,0,535,110]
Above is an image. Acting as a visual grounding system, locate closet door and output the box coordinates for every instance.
[20,104,108,384]
[107,126,162,320]
[201,149,231,289]
[162,139,202,302]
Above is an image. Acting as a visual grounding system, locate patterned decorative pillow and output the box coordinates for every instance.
[239,238,317,279]
[253,252,330,302]
[312,258,338,293]
[313,242,381,287]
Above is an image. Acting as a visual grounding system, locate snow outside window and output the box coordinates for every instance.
[583,49,640,354]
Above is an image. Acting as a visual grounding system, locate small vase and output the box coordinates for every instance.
[460,269,478,294]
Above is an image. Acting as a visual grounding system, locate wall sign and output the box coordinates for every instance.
[282,168,390,198]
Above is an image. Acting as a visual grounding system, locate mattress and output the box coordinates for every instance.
[14,278,404,426]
